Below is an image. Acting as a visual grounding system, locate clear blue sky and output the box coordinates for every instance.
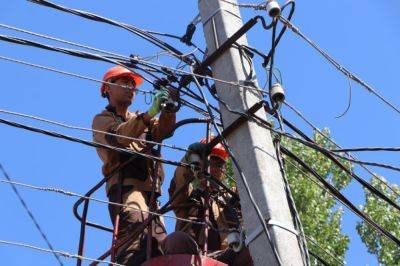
[1,1,399,265]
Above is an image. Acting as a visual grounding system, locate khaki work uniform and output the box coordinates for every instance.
[169,156,253,266]
[92,105,175,265]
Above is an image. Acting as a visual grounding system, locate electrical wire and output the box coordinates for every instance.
[280,16,400,116]
[0,179,205,225]
[27,0,192,64]
[308,250,331,266]
[331,147,400,153]
[281,146,400,247]
[201,60,400,214]
[0,23,130,61]
[283,100,400,198]
[0,240,123,266]
[0,33,269,96]
[220,0,267,10]
[306,236,344,266]
[330,152,400,173]
[0,55,151,95]
[0,163,64,266]
[0,108,189,152]
[274,110,310,266]
[335,74,353,118]
[190,66,284,266]
[0,53,216,119]
[257,117,400,213]
[200,92,400,214]
[0,117,194,169]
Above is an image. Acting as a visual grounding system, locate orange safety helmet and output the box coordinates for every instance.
[100,65,143,97]
[200,137,229,162]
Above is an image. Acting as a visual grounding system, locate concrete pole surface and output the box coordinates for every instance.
[198,0,304,265]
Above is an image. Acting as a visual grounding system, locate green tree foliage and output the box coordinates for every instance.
[281,128,353,265]
[356,176,400,265]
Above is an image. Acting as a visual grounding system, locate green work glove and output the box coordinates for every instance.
[147,88,170,117]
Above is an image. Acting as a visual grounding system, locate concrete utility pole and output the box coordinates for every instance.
[198,0,304,265]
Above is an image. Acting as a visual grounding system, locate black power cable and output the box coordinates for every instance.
[281,146,400,247]
[190,67,284,266]
[27,0,193,64]
[332,147,400,153]
[0,163,64,266]
[0,117,193,169]
[275,117,400,213]
[0,34,221,119]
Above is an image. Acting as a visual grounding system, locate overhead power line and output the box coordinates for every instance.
[27,0,192,63]
[281,146,400,247]
[279,16,400,116]
[0,108,188,153]
[332,147,400,153]
[0,23,130,60]
[0,117,193,169]
[283,101,400,198]
[0,33,269,95]
[0,163,64,266]
[0,179,205,225]
[205,85,400,212]
[0,55,151,95]
[0,240,123,266]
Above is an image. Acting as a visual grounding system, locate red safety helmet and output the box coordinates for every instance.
[200,137,229,162]
[100,65,143,97]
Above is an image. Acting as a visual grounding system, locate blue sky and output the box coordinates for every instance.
[0,1,399,265]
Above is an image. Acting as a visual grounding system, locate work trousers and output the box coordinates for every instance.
[108,185,167,265]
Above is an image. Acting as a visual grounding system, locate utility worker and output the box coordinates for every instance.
[92,65,176,265]
[168,138,253,266]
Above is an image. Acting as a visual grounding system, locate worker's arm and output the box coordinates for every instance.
[169,156,194,210]
[149,110,176,143]
[169,143,207,209]
[92,112,150,148]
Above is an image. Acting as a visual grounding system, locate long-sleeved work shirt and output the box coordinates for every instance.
[92,105,175,194]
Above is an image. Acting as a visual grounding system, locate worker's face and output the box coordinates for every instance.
[209,156,226,181]
[106,76,136,106]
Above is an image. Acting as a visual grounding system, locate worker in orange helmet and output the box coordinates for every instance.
[92,65,177,265]
[167,137,253,266]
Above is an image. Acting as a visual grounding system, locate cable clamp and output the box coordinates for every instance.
[245,218,299,246]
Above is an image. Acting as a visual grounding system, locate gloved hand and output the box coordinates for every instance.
[147,87,170,117]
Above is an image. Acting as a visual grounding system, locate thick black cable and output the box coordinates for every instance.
[332,147,400,153]
[263,0,295,67]
[190,67,284,266]
[330,152,400,173]
[274,139,310,266]
[0,23,130,61]
[306,236,343,266]
[144,29,206,54]
[200,90,400,214]
[0,117,193,169]
[274,109,310,266]
[308,250,330,266]
[283,101,400,197]
[274,117,400,213]
[0,34,218,119]
[268,20,278,107]
[0,35,126,65]
[203,71,400,212]
[281,146,400,247]
[27,0,192,64]
[0,163,64,266]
